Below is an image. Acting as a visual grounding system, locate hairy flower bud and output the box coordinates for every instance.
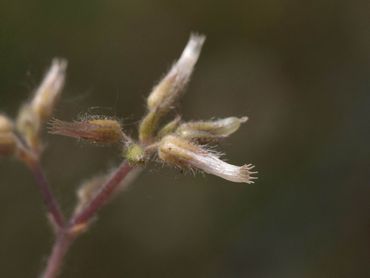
[49,118,125,144]
[138,110,161,143]
[139,34,205,142]
[16,59,67,150]
[158,135,257,184]
[177,117,248,142]
[31,59,67,121]
[147,34,205,111]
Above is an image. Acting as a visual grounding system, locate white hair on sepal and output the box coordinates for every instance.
[146,34,206,111]
[31,58,67,121]
[158,135,257,184]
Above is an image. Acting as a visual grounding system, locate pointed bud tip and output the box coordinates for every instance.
[51,58,68,71]
[30,58,68,122]
[183,33,206,59]
[240,116,248,123]
[146,33,206,112]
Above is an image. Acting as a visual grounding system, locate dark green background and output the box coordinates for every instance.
[0,0,369,277]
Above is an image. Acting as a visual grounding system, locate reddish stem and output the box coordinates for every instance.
[42,160,134,278]
[28,160,65,228]
[42,231,74,278]
[70,161,133,226]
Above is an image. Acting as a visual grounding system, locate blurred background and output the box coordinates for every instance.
[0,0,369,277]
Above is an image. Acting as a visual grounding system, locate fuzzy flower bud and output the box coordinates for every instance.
[31,59,67,121]
[158,135,257,184]
[139,34,205,142]
[16,59,67,150]
[147,34,205,111]
[177,116,248,142]
[49,117,125,144]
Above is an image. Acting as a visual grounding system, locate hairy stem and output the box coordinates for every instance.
[42,231,74,278]
[41,160,135,278]
[27,160,65,229]
[70,161,133,226]
[15,135,65,229]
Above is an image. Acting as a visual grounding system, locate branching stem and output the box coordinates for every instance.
[70,161,133,226]
[41,160,135,278]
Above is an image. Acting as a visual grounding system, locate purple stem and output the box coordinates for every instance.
[42,230,74,278]
[70,161,133,226]
[29,161,65,228]
[42,160,134,278]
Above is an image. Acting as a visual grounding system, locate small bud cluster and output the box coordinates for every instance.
[50,33,257,184]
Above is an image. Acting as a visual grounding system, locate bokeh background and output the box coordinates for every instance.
[0,0,369,277]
